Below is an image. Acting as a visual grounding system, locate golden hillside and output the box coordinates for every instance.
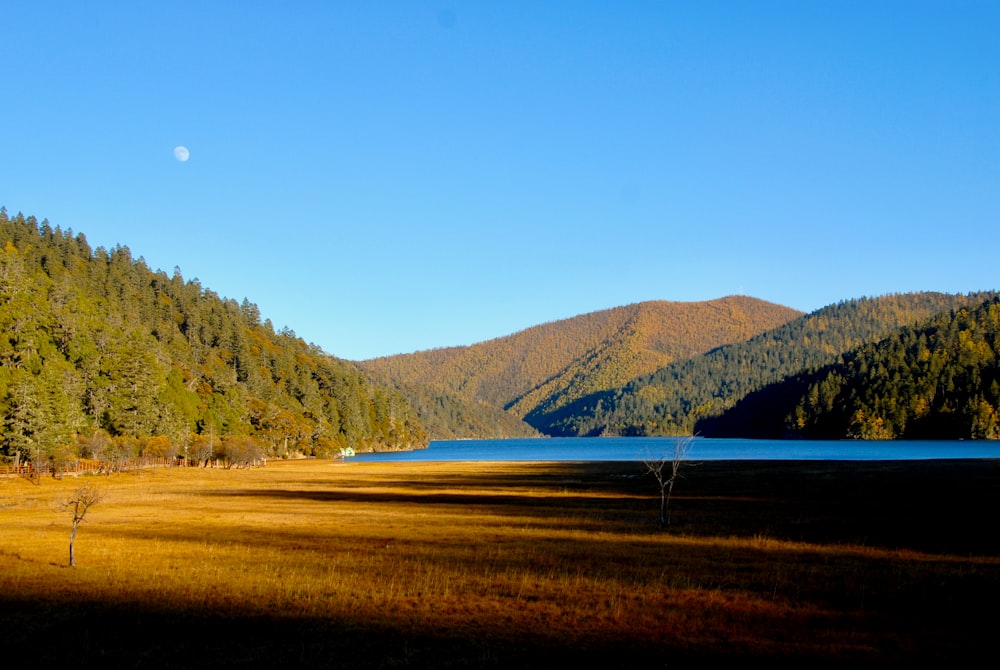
[359,296,802,427]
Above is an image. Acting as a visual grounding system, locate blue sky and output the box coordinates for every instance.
[2,2,997,360]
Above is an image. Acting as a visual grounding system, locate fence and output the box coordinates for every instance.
[1,455,268,479]
[0,457,175,479]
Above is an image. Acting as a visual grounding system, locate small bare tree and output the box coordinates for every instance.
[642,435,694,528]
[61,482,105,567]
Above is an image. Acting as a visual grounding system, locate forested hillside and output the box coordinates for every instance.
[385,384,540,440]
[0,209,427,469]
[359,297,802,437]
[543,292,999,437]
[700,296,1000,439]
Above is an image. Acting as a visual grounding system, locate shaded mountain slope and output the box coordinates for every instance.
[387,384,541,440]
[699,296,1000,439]
[542,292,999,437]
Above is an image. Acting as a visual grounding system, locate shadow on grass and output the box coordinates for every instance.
[201,459,1000,555]
[2,557,996,669]
[674,459,1000,555]
[0,593,693,670]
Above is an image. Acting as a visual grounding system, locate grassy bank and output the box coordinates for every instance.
[2,458,998,667]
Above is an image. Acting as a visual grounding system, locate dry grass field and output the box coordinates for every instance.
[2,457,998,668]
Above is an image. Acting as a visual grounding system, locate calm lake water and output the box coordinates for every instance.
[353,437,1000,462]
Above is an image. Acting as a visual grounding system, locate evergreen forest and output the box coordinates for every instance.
[700,296,1000,439]
[0,209,427,472]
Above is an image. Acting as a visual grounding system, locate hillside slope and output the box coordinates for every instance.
[544,292,999,437]
[359,296,802,434]
[0,209,427,467]
[699,296,1000,439]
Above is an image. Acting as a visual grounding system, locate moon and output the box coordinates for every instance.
[173,145,190,162]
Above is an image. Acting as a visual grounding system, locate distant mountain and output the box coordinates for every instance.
[699,296,1000,440]
[545,292,1000,437]
[358,296,803,438]
[0,209,427,469]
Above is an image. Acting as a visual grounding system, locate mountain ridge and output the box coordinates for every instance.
[358,296,804,435]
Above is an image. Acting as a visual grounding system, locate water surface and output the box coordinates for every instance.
[353,437,1000,462]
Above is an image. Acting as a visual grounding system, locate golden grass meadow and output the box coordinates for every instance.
[2,457,998,668]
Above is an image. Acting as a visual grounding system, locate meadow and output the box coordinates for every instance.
[1,457,998,668]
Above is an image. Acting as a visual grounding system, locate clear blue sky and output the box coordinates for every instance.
[2,2,997,360]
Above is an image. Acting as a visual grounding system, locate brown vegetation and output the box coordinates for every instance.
[1,458,997,667]
[361,296,802,434]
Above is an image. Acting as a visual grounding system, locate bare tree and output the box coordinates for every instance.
[61,482,105,567]
[642,435,694,528]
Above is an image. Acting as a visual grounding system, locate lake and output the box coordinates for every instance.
[353,437,1000,462]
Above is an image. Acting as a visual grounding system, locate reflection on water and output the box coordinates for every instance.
[354,437,1000,463]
